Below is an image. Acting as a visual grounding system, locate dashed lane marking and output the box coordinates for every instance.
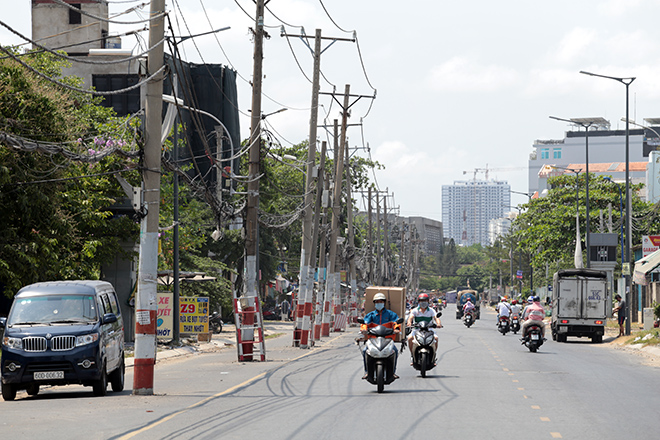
[531,405,541,409]
[550,433,563,438]
[540,417,550,422]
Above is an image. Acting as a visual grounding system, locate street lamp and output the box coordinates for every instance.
[580,70,635,336]
[550,116,608,268]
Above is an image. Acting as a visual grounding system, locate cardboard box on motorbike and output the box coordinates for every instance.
[364,286,406,342]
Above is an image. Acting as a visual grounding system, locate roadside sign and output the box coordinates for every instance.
[179,297,209,334]
[642,235,660,257]
[157,291,174,340]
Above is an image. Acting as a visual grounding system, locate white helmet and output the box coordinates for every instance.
[373,292,387,301]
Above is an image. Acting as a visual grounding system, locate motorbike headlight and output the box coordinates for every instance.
[76,333,99,347]
[2,337,22,350]
[424,334,435,345]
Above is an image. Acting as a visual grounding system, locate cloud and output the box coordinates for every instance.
[426,57,520,93]
[554,28,598,64]
[598,0,644,16]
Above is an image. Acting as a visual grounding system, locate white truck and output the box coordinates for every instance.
[551,268,610,343]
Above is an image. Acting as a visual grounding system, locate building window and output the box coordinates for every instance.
[69,3,82,25]
[541,148,549,159]
[553,148,562,159]
[92,74,140,116]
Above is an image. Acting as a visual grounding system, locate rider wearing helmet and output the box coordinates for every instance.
[406,293,442,357]
[496,297,511,321]
[462,298,476,315]
[510,299,521,319]
[521,295,546,339]
[360,292,401,380]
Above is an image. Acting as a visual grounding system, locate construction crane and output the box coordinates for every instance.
[462,164,527,181]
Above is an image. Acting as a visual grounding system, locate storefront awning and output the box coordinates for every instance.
[633,250,660,285]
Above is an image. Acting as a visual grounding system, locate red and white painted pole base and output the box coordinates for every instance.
[133,309,157,395]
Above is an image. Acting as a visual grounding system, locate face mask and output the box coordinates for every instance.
[419,302,428,309]
[375,303,385,311]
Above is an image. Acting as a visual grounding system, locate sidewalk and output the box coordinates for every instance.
[125,321,298,367]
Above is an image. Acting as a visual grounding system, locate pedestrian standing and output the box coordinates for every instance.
[281,297,290,321]
[613,294,626,337]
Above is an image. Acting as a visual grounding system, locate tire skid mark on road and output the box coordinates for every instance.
[116,334,347,440]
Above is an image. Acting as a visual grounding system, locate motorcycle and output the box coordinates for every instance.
[510,315,520,334]
[522,322,545,352]
[497,315,510,335]
[357,317,403,393]
[410,314,441,378]
[210,312,223,333]
[463,310,475,328]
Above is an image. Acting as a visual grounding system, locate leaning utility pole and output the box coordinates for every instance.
[242,0,266,361]
[295,29,322,348]
[311,141,327,341]
[367,187,373,285]
[383,193,389,285]
[326,86,351,330]
[319,169,332,337]
[134,0,165,396]
[375,192,382,285]
[345,137,357,322]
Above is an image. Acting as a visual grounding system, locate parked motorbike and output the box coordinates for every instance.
[510,315,520,334]
[497,315,510,335]
[522,322,545,352]
[210,312,223,333]
[410,313,441,377]
[357,317,403,393]
[463,310,474,328]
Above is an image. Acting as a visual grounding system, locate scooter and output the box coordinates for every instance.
[357,317,403,393]
[410,317,440,377]
[463,310,475,328]
[210,312,223,333]
[497,315,510,335]
[510,315,520,334]
[522,322,545,352]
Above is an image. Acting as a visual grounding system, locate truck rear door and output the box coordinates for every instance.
[583,278,606,319]
[557,279,579,317]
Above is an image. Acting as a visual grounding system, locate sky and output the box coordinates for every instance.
[3,0,660,221]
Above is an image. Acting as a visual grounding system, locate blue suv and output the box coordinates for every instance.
[0,280,125,400]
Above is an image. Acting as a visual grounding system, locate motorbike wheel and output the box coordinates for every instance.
[420,352,428,378]
[376,364,385,393]
[529,344,537,353]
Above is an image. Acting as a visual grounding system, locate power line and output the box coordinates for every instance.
[51,0,164,25]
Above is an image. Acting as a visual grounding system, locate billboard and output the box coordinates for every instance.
[642,235,660,257]
[179,296,209,334]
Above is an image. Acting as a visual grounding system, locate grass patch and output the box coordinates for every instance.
[626,329,660,347]
[265,332,285,340]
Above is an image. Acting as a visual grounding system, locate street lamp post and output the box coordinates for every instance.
[549,116,608,268]
[580,70,635,336]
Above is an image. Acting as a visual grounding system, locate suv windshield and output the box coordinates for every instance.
[8,295,98,325]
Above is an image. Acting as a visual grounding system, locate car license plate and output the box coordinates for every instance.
[531,334,539,340]
[34,371,64,380]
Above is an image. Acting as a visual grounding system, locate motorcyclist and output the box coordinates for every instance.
[510,299,521,318]
[406,293,442,356]
[360,292,400,380]
[496,297,511,322]
[521,296,546,339]
[462,298,476,318]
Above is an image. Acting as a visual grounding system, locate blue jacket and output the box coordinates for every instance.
[364,308,399,325]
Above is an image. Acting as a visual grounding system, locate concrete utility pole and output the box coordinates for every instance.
[134,0,165,396]
[383,193,389,285]
[325,86,351,330]
[295,29,322,348]
[376,192,382,285]
[319,169,332,337]
[311,142,327,341]
[367,187,373,285]
[322,121,341,336]
[345,137,357,322]
[242,0,266,360]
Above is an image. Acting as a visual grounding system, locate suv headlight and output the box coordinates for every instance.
[2,337,22,350]
[76,333,99,347]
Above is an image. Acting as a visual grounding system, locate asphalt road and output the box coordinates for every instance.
[1,309,659,440]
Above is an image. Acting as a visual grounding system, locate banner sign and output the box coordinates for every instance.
[642,235,660,257]
[179,296,209,334]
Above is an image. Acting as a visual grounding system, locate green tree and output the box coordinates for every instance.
[0,48,140,295]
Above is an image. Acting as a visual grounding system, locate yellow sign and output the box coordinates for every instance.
[179,296,209,334]
[622,263,631,276]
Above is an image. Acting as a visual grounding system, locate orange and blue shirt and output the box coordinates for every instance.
[361,308,399,340]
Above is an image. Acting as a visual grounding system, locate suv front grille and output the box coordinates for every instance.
[23,337,47,352]
[51,336,76,351]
